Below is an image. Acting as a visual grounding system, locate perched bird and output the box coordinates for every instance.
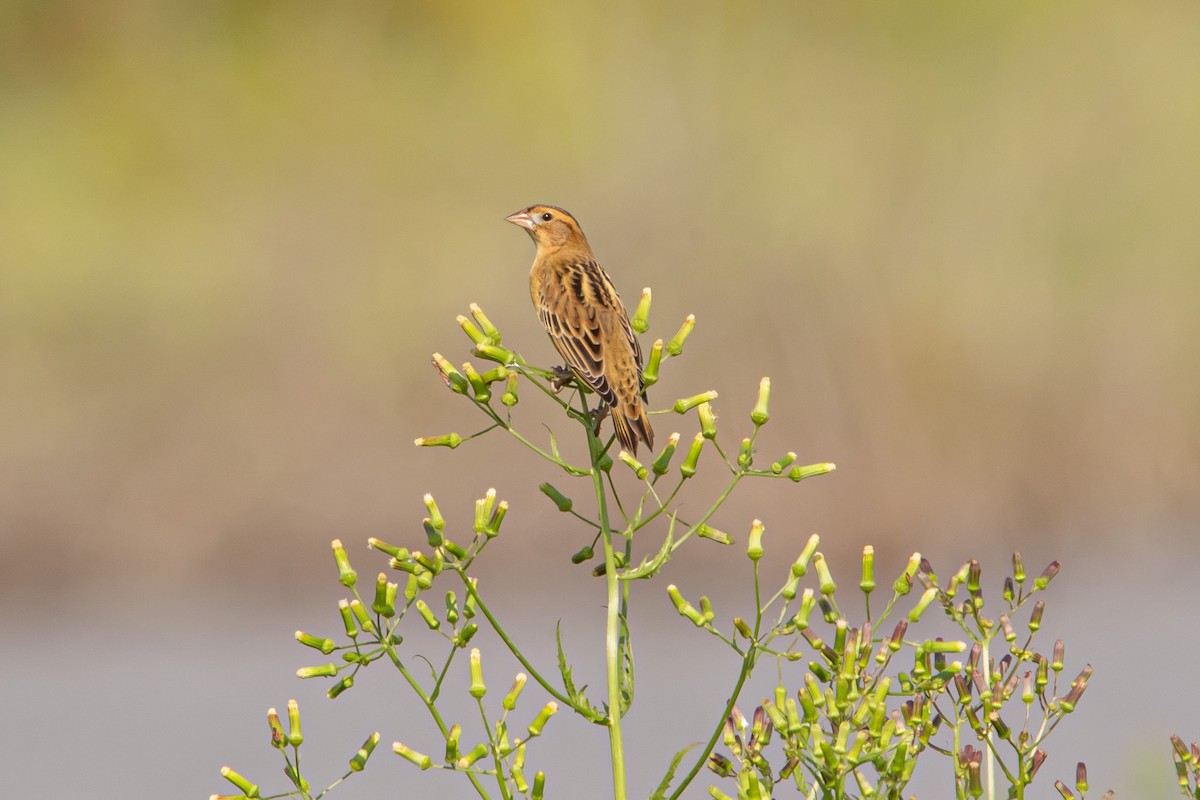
[506,205,654,455]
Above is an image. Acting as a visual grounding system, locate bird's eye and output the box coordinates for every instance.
[540,212,553,222]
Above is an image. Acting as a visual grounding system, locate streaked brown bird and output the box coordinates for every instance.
[506,205,654,455]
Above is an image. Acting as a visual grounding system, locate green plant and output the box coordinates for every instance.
[211,293,1104,800]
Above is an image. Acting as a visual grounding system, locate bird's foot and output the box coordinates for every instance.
[591,404,610,437]
[550,365,574,393]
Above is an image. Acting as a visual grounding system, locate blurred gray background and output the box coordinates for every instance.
[2,2,1197,798]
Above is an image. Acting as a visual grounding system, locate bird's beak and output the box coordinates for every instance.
[505,210,535,230]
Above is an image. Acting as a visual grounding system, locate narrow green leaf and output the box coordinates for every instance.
[649,743,699,800]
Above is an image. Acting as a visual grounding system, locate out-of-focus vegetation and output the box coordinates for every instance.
[2,1,1198,598]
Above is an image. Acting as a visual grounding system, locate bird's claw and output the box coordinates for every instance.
[550,365,574,393]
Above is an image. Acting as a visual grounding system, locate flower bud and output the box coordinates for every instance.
[789,462,836,482]
[432,353,469,394]
[746,519,765,561]
[813,553,837,596]
[733,617,753,639]
[286,699,303,746]
[696,524,732,545]
[349,599,375,632]
[792,588,816,630]
[791,534,821,577]
[1035,561,1061,590]
[415,600,440,630]
[372,573,395,617]
[631,287,652,334]
[680,433,705,478]
[331,539,356,587]
[473,342,514,364]
[860,546,876,594]
[393,741,432,770]
[369,537,407,559]
[469,647,486,698]
[337,599,357,638]
[295,630,335,655]
[413,432,463,449]
[538,482,572,512]
[462,362,490,402]
[503,673,528,710]
[737,437,753,468]
[219,766,259,798]
[618,450,648,480]
[751,377,770,426]
[698,402,718,439]
[423,518,442,548]
[908,587,938,622]
[444,724,461,762]
[480,365,508,384]
[1013,551,1026,584]
[456,743,489,769]
[642,339,664,386]
[267,708,286,749]
[673,390,719,414]
[468,303,501,344]
[570,546,594,564]
[894,553,922,595]
[527,702,559,737]
[651,432,680,475]
[1028,600,1045,633]
[457,315,488,345]
[699,595,715,622]
[531,771,546,800]
[771,451,797,474]
[501,372,520,406]
[328,675,354,699]
[347,731,380,772]
[666,314,695,356]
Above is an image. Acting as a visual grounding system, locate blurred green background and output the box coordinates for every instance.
[2,2,1198,798]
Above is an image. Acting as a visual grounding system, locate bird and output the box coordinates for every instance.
[505,204,654,455]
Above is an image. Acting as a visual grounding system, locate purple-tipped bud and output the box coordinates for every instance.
[673,390,719,414]
[1028,600,1045,633]
[413,432,463,448]
[789,462,836,482]
[538,483,572,513]
[527,702,558,737]
[1035,561,1061,590]
[1012,552,1026,584]
[295,630,335,655]
[746,519,765,561]
[1003,576,1015,602]
[751,377,771,426]
[771,451,797,474]
[698,402,718,439]
[792,534,821,577]
[473,342,514,365]
[651,432,681,475]
[219,766,259,798]
[1053,640,1065,672]
[860,546,876,594]
[1054,780,1074,799]
[967,560,981,594]
[267,708,286,749]
[393,742,432,770]
[666,314,695,356]
[630,287,652,333]
[813,553,837,596]
[680,433,705,478]
[706,752,734,778]
[618,450,648,480]
[468,303,502,344]
[1075,761,1088,793]
[999,614,1016,643]
[331,539,356,588]
[642,339,664,387]
[468,647,486,698]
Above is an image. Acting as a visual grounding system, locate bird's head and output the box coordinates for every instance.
[505,205,589,254]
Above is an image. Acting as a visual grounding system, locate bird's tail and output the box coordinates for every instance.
[612,402,655,456]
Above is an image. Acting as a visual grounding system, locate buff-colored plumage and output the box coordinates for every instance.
[506,205,654,455]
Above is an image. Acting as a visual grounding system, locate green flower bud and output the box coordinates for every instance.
[285,699,303,746]
[415,599,440,630]
[733,617,753,639]
[789,462,836,482]
[793,588,816,630]
[486,500,508,537]
[219,766,260,798]
[737,438,753,468]
[746,519,765,561]
[266,708,286,749]
[698,402,718,439]
[642,339,664,387]
[297,663,337,679]
[457,314,488,345]
[501,373,519,406]
[468,303,501,344]
[631,287,652,334]
[674,390,719,414]
[295,630,335,655]
[771,451,797,474]
[651,432,681,475]
[462,362,490,402]
[371,573,392,616]
[423,518,443,548]
[393,742,432,770]
[791,534,821,577]
[480,365,508,384]
[349,731,381,772]
[331,539,356,588]
[349,599,375,632]
[531,771,546,800]
[444,724,461,762]
[570,546,594,564]
[413,432,463,449]
[503,673,528,710]
[751,377,770,426]
[328,675,354,699]
[907,587,938,622]
[337,599,357,639]
[813,553,837,596]
[618,450,648,480]
[696,524,732,545]
[666,314,696,356]
[860,545,876,594]
[699,595,715,622]
[473,342,514,365]
[894,552,922,595]
[679,433,705,477]
[469,647,486,698]
[431,352,469,394]
[527,702,558,737]
[539,482,573,512]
